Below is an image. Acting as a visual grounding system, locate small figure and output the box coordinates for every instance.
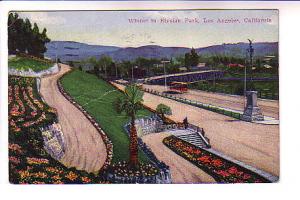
[183,117,188,129]
[202,128,205,137]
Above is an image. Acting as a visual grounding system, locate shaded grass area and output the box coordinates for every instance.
[61,70,152,163]
[189,80,279,100]
[8,56,52,72]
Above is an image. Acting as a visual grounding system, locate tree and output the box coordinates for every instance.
[114,84,144,168]
[8,12,50,58]
[87,57,100,76]
[190,48,199,66]
[185,48,199,70]
[99,56,113,78]
[184,53,191,69]
[156,104,172,123]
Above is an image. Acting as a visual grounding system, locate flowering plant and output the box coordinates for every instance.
[9,76,109,184]
[163,136,269,183]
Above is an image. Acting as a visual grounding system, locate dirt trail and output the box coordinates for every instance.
[142,133,216,183]
[40,64,107,173]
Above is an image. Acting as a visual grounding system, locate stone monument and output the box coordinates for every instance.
[241,91,264,122]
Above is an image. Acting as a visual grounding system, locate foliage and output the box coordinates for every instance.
[8,56,52,72]
[115,84,145,167]
[107,161,158,177]
[115,84,144,117]
[185,48,199,69]
[189,80,279,100]
[8,76,105,184]
[61,70,151,163]
[163,136,270,183]
[8,12,50,57]
[155,104,172,122]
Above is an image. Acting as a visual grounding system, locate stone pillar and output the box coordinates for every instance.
[241,91,264,122]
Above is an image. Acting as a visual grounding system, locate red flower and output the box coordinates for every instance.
[197,155,211,164]
[193,149,201,155]
[216,170,230,177]
[243,174,251,180]
[228,166,243,176]
[211,159,223,167]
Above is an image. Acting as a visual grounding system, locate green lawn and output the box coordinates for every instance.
[189,80,279,100]
[61,70,152,163]
[8,56,53,72]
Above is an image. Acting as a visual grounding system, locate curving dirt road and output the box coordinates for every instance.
[142,133,216,183]
[40,64,107,173]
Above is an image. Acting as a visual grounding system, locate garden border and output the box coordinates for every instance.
[57,68,113,173]
[163,135,278,183]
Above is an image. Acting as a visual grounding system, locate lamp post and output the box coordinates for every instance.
[132,65,138,82]
[161,60,170,90]
[247,39,254,90]
[244,39,254,108]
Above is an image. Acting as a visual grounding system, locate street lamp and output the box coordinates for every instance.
[132,65,138,82]
[244,39,254,108]
[161,60,170,90]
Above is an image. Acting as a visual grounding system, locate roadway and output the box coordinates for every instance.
[112,82,279,176]
[142,84,279,119]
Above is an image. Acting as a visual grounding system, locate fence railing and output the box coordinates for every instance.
[143,88,243,120]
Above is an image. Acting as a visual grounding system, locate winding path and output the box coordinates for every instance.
[40,64,107,173]
[142,133,216,183]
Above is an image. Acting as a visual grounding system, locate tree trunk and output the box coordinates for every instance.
[129,114,139,168]
[161,113,165,123]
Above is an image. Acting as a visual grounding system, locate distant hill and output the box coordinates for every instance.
[45,41,278,62]
[196,42,278,58]
[45,41,120,62]
[105,45,190,61]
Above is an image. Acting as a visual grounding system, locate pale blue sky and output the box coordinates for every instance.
[18,10,278,48]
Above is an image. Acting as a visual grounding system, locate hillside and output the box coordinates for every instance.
[45,41,120,62]
[45,41,278,62]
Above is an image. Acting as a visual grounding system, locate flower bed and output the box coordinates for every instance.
[104,161,160,183]
[109,161,158,177]
[163,135,270,183]
[9,76,108,184]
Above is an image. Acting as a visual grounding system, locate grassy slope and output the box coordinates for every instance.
[61,70,151,163]
[8,56,52,72]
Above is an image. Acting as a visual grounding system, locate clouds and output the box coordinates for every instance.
[18,12,66,25]
[15,10,278,48]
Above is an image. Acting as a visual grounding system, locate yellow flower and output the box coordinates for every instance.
[66,171,78,181]
[19,170,30,179]
[52,175,61,180]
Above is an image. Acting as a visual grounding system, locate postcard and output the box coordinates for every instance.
[7,9,279,184]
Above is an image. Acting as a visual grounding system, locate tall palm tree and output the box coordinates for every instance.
[115,84,144,168]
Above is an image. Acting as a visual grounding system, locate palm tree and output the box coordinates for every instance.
[115,84,144,168]
[156,104,172,123]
